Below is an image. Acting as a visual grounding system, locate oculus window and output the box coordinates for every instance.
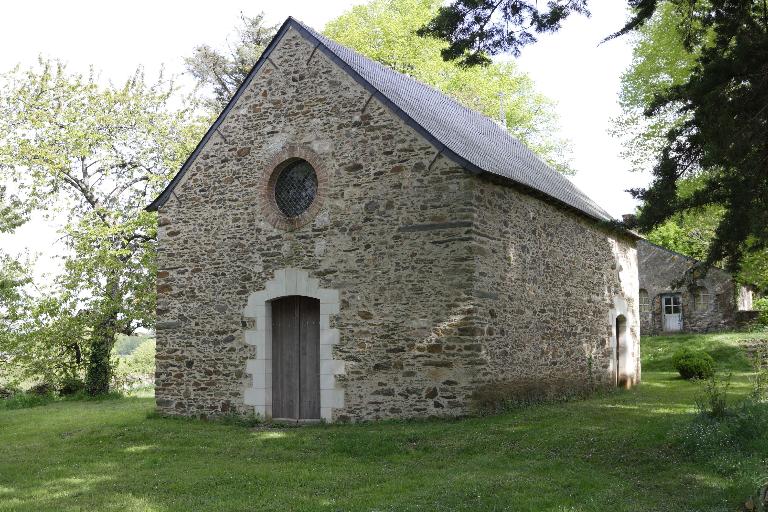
[274,160,318,218]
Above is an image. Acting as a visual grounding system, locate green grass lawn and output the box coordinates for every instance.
[1,332,766,512]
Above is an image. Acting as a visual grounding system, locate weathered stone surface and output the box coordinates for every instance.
[638,240,753,334]
[154,27,641,421]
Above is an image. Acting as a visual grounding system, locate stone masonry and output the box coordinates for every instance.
[152,23,641,421]
[638,240,753,335]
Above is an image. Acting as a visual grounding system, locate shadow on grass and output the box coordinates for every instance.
[642,332,755,373]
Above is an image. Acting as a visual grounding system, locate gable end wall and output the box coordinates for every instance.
[638,241,745,334]
[155,27,483,421]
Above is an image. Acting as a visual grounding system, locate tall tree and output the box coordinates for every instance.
[419,0,591,65]
[0,60,205,393]
[629,0,768,273]
[613,1,704,173]
[0,186,29,345]
[184,13,278,111]
[417,0,664,65]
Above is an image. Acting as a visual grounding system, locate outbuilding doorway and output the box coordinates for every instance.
[615,314,627,387]
[271,295,320,421]
[662,294,682,332]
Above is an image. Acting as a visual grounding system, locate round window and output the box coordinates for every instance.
[273,160,318,218]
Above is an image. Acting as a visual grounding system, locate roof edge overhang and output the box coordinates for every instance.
[145,17,639,241]
[146,17,297,212]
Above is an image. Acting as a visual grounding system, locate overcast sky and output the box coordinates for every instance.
[0,0,651,278]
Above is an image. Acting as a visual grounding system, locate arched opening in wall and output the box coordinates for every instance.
[615,314,627,388]
[270,295,320,421]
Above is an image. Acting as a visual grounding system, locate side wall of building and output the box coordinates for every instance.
[154,27,483,421]
[470,177,641,390]
[638,241,742,335]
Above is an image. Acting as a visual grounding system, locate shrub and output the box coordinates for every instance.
[755,297,768,326]
[0,387,18,399]
[672,348,715,380]
[470,377,596,414]
[58,376,85,396]
[111,339,156,391]
[126,340,155,375]
[695,372,731,419]
[0,392,55,410]
[28,382,55,396]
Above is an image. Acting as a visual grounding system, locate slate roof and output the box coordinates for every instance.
[148,17,615,223]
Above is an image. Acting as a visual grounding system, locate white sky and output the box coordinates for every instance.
[0,0,651,278]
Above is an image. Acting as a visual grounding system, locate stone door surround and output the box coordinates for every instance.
[242,268,344,421]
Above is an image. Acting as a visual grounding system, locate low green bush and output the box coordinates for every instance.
[0,388,124,410]
[672,348,715,380]
[28,382,55,396]
[0,392,56,410]
[470,377,598,414]
[755,297,768,326]
[58,376,85,396]
[0,386,19,399]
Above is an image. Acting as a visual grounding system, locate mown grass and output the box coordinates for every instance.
[0,332,766,512]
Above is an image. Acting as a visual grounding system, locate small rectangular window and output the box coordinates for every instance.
[639,290,651,314]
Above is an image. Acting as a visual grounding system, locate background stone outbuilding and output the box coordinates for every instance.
[637,240,754,335]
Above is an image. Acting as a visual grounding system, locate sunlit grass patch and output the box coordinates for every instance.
[0,331,764,511]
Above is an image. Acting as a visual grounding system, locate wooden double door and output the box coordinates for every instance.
[271,296,320,420]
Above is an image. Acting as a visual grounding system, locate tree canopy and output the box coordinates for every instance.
[325,0,573,173]
[627,1,768,275]
[0,61,205,392]
[184,13,278,111]
[616,2,767,291]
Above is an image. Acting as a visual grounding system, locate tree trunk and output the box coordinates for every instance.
[84,315,118,395]
[85,279,120,396]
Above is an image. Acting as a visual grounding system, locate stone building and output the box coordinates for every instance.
[638,240,753,335]
[147,18,641,422]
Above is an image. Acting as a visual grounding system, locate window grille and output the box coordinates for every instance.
[639,289,651,314]
[274,160,318,218]
[695,287,711,312]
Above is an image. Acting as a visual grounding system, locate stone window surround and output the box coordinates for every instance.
[242,268,344,422]
[259,145,329,231]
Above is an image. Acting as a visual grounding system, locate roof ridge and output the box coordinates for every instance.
[291,18,614,222]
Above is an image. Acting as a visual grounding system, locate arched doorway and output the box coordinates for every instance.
[271,295,320,420]
[615,314,627,387]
